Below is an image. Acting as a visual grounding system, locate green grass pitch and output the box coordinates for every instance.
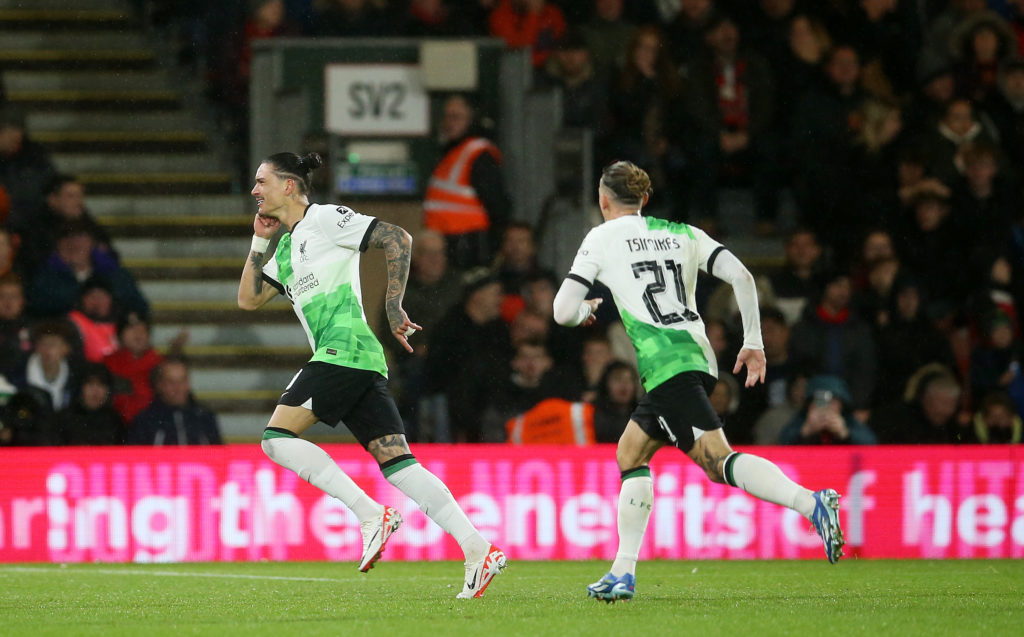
[1,560,1022,636]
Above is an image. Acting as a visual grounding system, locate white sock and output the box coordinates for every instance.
[261,436,382,522]
[725,452,815,518]
[385,461,490,562]
[610,470,653,577]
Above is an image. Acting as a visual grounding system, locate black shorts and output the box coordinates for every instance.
[278,362,405,448]
[631,371,722,452]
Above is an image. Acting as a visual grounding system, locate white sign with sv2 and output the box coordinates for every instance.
[324,64,429,136]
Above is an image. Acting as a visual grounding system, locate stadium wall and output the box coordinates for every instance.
[0,445,1021,562]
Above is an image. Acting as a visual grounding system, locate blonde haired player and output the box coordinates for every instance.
[553,160,844,602]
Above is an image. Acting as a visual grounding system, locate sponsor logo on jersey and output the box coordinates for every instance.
[299,239,309,263]
[336,206,355,229]
[288,272,320,298]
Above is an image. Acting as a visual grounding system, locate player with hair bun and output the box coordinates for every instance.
[553,160,844,602]
[239,151,506,598]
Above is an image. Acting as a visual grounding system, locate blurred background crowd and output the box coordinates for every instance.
[2,0,1024,447]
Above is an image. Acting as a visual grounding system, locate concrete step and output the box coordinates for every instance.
[140,279,243,303]
[194,390,281,417]
[123,257,244,281]
[189,367,298,394]
[8,89,181,111]
[0,49,155,70]
[152,323,309,348]
[167,345,310,369]
[6,70,172,92]
[117,236,251,259]
[28,111,199,132]
[77,172,233,195]
[37,130,208,154]
[88,195,250,216]
[150,300,295,325]
[0,31,146,49]
[100,215,250,238]
[0,0,130,9]
[54,153,212,174]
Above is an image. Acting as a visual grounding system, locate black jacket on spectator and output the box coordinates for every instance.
[128,397,222,445]
[870,400,972,444]
[789,308,877,410]
[0,139,57,229]
[55,402,124,445]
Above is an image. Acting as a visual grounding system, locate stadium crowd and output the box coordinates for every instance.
[3,0,1024,446]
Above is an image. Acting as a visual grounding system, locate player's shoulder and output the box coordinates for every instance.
[308,203,374,228]
[642,215,699,240]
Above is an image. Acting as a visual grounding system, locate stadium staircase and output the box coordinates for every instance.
[1,0,312,440]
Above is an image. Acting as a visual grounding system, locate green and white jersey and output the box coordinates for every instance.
[261,203,387,377]
[568,214,723,391]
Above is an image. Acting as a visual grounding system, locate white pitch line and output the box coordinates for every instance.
[0,566,344,583]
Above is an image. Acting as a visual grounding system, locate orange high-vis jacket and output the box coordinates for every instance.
[506,398,596,445]
[423,137,501,235]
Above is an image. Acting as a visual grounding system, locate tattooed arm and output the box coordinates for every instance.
[238,215,281,310]
[367,221,422,353]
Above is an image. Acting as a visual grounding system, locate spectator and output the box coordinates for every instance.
[982,57,1024,168]
[401,0,476,37]
[853,256,902,330]
[870,364,970,443]
[684,13,781,235]
[969,309,1021,404]
[488,0,567,68]
[67,278,120,363]
[917,97,1000,188]
[0,225,19,279]
[128,357,222,445]
[579,0,635,76]
[601,25,685,220]
[752,366,811,445]
[833,0,918,99]
[494,223,550,321]
[789,270,878,415]
[481,338,580,440]
[313,0,392,36]
[103,312,164,426]
[423,267,512,441]
[905,52,957,139]
[732,306,792,443]
[768,13,831,146]
[521,271,581,362]
[664,0,717,75]
[778,375,878,445]
[534,28,608,130]
[0,386,56,446]
[15,174,115,271]
[0,273,30,376]
[768,227,826,325]
[971,390,1022,443]
[949,10,1017,103]
[894,190,969,325]
[423,94,511,269]
[709,371,741,424]
[590,359,638,443]
[874,275,957,407]
[579,333,614,402]
[951,142,1016,258]
[790,44,866,253]
[851,99,906,229]
[9,321,78,413]
[26,220,148,319]
[0,107,57,231]
[849,227,897,295]
[54,363,125,445]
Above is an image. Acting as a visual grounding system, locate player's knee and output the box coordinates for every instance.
[704,464,727,484]
[615,444,641,473]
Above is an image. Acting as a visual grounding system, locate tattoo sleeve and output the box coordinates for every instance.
[249,250,264,296]
[367,222,412,331]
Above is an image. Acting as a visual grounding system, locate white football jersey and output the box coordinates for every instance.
[261,203,387,376]
[568,214,725,390]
